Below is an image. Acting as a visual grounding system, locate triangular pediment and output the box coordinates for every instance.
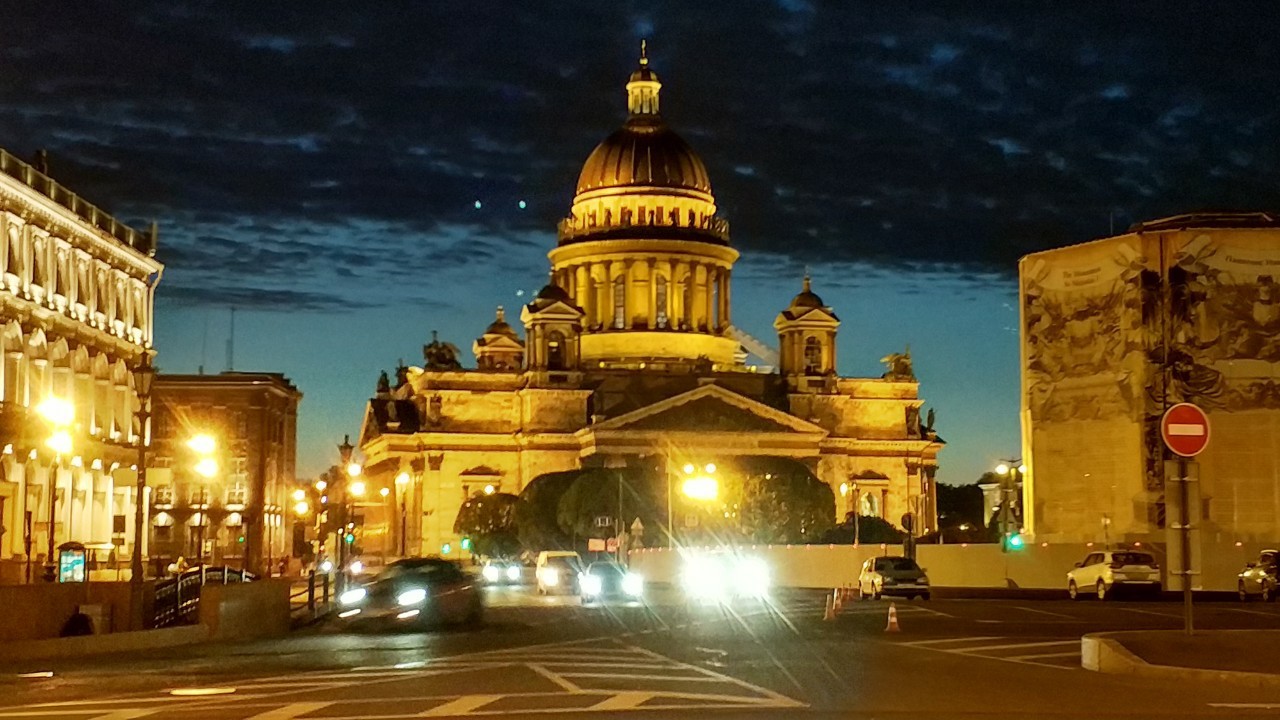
[590,384,827,435]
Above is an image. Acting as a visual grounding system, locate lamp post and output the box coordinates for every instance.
[189,434,218,566]
[994,461,1026,552]
[36,397,74,582]
[666,461,718,548]
[395,472,409,557]
[130,355,155,622]
[336,435,361,587]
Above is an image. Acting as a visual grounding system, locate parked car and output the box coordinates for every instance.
[481,559,523,585]
[1237,549,1278,602]
[1067,550,1161,600]
[579,561,645,604]
[857,556,930,600]
[335,557,482,629]
[535,551,583,595]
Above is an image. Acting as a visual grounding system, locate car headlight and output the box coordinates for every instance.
[339,588,367,606]
[683,555,728,600]
[506,565,521,581]
[622,573,644,597]
[397,588,427,606]
[482,565,500,582]
[581,574,603,596]
[542,568,560,586]
[349,560,364,575]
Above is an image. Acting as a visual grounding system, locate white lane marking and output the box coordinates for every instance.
[626,642,806,706]
[1168,423,1205,436]
[417,694,503,717]
[1014,606,1077,619]
[897,637,1079,671]
[1006,651,1082,661]
[1226,607,1280,619]
[1209,703,1280,709]
[588,692,654,711]
[526,663,583,693]
[900,636,1006,646]
[90,712,157,720]
[558,672,721,682]
[246,703,334,719]
[1118,607,1182,619]
[949,640,1078,652]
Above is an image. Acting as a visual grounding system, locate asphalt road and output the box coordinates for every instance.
[5,585,1280,719]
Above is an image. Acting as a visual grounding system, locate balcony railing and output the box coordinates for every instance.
[557,213,730,244]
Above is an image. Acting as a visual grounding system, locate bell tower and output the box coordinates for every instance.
[520,279,585,372]
[774,275,840,386]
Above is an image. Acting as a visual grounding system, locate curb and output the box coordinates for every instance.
[2,624,210,664]
[1082,632,1280,689]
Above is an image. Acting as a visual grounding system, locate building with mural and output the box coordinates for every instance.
[1020,213,1280,543]
[356,49,942,557]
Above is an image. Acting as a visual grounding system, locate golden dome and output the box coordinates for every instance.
[573,43,711,197]
[575,122,711,196]
[789,275,825,309]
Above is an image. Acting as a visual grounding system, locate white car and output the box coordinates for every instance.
[535,551,582,595]
[857,556,930,600]
[1068,550,1161,600]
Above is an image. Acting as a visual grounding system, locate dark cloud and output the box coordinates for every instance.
[3,2,1278,309]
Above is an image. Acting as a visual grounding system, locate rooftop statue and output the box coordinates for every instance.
[880,347,916,382]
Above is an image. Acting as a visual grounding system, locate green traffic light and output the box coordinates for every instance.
[345,533,355,544]
[237,535,245,544]
[1008,533,1024,549]
[461,538,471,551]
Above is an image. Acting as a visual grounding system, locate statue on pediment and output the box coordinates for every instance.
[880,346,916,381]
[423,330,462,370]
[376,370,391,395]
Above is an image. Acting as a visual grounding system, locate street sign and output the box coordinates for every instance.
[606,538,618,552]
[587,538,606,551]
[594,515,613,528]
[1161,403,1210,457]
[630,518,644,533]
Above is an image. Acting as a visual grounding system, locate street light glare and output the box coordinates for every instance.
[395,472,410,486]
[194,458,218,478]
[45,430,73,455]
[350,480,366,497]
[483,484,495,495]
[683,463,695,475]
[705,463,716,474]
[682,476,718,501]
[995,463,1010,476]
[292,488,306,501]
[36,397,74,426]
[379,487,390,498]
[1018,464,1027,475]
[315,480,327,491]
[188,434,216,455]
[346,462,362,477]
[294,500,309,516]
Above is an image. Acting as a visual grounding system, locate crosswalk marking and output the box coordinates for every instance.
[418,695,503,717]
[246,703,334,719]
[898,636,1081,670]
[588,692,653,711]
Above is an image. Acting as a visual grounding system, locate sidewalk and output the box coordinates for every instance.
[1084,630,1280,688]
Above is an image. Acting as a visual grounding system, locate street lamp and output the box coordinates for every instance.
[37,397,74,582]
[189,434,217,566]
[337,434,361,587]
[667,460,719,548]
[395,471,410,557]
[130,354,155,622]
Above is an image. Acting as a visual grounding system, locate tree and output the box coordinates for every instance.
[936,480,987,531]
[514,470,581,552]
[822,513,906,544]
[712,457,834,545]
[453,492,519,558]
[556,467,663,545]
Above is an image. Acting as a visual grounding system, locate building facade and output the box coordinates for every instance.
[147,372,301,576]
[358,51,941,557]
[1020,213,1280,543]
[0,149,162,583]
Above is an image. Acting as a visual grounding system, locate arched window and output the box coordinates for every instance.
[6,228,20,277]
[547,330,566,370]
[655,276,668,329]
[803,336,822,374]
[861,492,879,518]
[612,276,625,329]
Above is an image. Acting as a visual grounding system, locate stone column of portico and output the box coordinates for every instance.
[673,261,688,327]
[722,270,731,327]
[574,265,589,311]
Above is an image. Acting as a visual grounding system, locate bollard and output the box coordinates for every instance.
[823,594,836,621]
[322,572,330,609]
[307,570,316,615]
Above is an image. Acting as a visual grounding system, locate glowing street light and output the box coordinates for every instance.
[187,434,216,455]
[315,479,327,492]
[379,487,390,498]
[45,430,73,455]
[292,488,306,502]
[294,500,310,516]
[483,484,495,495]
[682,476,718,501]
[350,481,366,497]
[194,457,218,478]
[346,462,362,478]
[36,397,75,426]
[395,472,410,487]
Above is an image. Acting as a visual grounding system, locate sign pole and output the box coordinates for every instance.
[1179,455,1193,636]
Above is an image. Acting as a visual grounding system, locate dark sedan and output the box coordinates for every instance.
[579,561,645,604]
[335,557,482,629]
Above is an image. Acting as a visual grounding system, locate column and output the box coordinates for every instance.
[574,265,588,310]
[672,261,687,327]
[722,270,731,327]
[691,263,706,330]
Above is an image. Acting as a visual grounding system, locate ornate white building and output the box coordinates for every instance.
[358,50,941,556]
[0,149,162,583]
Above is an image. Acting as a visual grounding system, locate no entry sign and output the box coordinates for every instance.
[1162,403,1211,457]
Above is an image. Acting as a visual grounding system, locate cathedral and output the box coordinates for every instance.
[357,48,942,557]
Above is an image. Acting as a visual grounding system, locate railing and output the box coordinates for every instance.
[0,148,156,256]
[151,564,255,628]
[290,571,334,626]
[557,214,730,243]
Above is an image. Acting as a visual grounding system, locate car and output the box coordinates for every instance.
[579,562,645,604]
[335,557,482,628]
[481,559,524,585]
[1237,549,1278,602]
[1068,550,1161,600]
[857,556,930,600]
[680,551,770,604]
[535,551,583,595]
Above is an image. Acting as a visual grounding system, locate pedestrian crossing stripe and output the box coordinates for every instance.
[897,636,1081,670]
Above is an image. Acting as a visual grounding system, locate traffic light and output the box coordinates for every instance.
[460,537,471,551]
[344,533,355,544]
[1006,533,1024,550]
[442,543,452,554]
[237,535,245,544]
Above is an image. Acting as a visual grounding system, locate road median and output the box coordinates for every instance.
[1083,629,1280,689]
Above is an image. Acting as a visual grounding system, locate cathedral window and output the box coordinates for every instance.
[803,336,822,374]
[612,276,625,329]
[655,276,668,328]
[547,331,566,370]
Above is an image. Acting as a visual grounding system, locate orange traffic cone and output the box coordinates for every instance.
[885,602,900,632]
[823,593,836,621]
[832,587,843,613]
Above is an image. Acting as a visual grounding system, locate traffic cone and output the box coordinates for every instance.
[823,593,835,621]
[885,602,900,632]
[832,587,843,613]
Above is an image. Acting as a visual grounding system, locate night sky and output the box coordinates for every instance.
[3,3,1278,487]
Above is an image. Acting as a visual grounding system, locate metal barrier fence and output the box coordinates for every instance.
[152,565,255,628]
[290,571,333,625]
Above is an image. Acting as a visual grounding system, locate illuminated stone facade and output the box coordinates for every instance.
[0,149,162,583]
[359,51,941,557]
[1020,214,1280,543]
[147,372,301,576]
